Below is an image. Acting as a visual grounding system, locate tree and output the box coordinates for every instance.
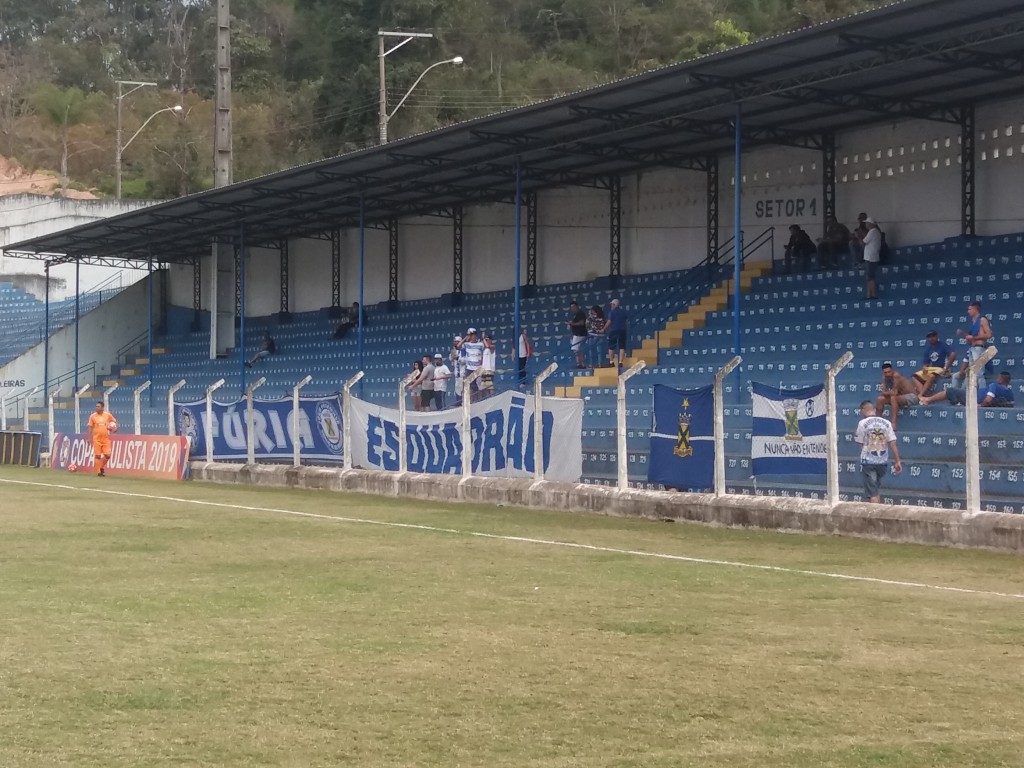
[29,83,94,194]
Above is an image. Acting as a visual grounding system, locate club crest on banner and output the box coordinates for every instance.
[315,400,343,455]
[673,398,693,458]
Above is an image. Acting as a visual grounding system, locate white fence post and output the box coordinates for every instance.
[0,388,11,431]
[205,379,225,463]
[616,361,646,491]
[246,376,267,465]
[532,363,559,481]
[133,381,151,435]
[461,369,485,478]
[48,389,58,446]
[713,356,742,496]
[826,351,854,507]
[965,346,998,516]
[167,379,186,436]
[397,371,419,473]
[74,383,91,433]
[293,375,313,468]
[22,385,39,433]
[342,372,363,471]
[103,382,119,412]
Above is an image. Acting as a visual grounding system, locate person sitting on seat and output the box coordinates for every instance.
[921,371,1014,407]
[332,302,362,339]
[246,332,276,368]
[875,361,918,430]
[912,329,956,397]
[783,224,817,273]
[816,217,850,269]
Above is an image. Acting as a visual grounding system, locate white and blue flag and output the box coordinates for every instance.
[751,382,827,476]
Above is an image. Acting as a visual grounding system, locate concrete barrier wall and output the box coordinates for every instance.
[189,462,1024,554]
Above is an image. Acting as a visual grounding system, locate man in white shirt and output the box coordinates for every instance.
[456,328,493,402]
[857,216,882,300]
[432,353,451,410]
[853,400,902,503]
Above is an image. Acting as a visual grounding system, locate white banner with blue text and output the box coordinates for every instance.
[751,381,827,476]
[349,391,583,481]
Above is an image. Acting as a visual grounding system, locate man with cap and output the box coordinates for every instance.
[855,215,883,299]
[432,353,451,410]
[920,370,1014,408]
[913,330,956,397]
[875,361,918,431]
[455,328,492,402]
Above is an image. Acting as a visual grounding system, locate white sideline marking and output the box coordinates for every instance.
[3,477,1024,602]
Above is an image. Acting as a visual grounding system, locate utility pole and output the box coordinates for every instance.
[215,0,233,187]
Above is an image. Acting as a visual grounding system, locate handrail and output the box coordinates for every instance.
[8,362,98,416]
[116,329,150,363]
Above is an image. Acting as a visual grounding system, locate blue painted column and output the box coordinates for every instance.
[358,196,366,387]
[513,158,522,386]
[239,223,246,395]
[43,263,50,397]
[733,104,744,394]
[74,261,80,389]
[147,254,154,406]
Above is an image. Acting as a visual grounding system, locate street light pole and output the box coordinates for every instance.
[115,80,156,200]
[378,30,457,145]
[116,104,183,199]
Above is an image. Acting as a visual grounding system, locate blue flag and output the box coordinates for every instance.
[648,384,714,491]
[751,382,827,476]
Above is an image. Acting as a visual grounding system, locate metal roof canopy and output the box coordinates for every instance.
[7,0,1024,267]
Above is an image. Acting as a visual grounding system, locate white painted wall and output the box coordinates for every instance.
[0,273,160,404]
[151,95,1022,315]
[0,195,154,297]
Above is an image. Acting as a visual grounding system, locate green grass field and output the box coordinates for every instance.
[2,465,1023,767]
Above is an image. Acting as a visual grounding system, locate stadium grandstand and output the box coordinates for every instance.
[2,0,1023,515]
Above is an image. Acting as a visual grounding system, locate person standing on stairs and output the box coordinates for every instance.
[603,298,628,370]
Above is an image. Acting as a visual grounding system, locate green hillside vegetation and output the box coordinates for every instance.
[0,0,887,199]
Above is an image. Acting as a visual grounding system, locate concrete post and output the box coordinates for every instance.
[74,383,91,433]
[23,385,39,433]
[826,351,854,507]
[0,388,11,431]
[966,346,998,516]
[167,379,186,436]
[293,375,313,468]
[532,363,559,481]
[48,389,58,447]
[617,361,646,491]
[461,369,484,478]
[245,376,266,465]
[103,382,119,413]
[205,378,226,463]
[133,381,151,435]
[398,371,419,473]
[342,372,363,471]
[714,356,742,496]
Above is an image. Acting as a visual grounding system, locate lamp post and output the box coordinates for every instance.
[377,30,462,144]
[114,80,182,199]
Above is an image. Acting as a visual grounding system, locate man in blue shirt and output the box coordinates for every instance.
[602,298,628,369]
[921,371,1014,407]
[913,330,956,396]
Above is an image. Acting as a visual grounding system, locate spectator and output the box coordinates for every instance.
[783,224,817,273]
[849,212,868,263]
[874,361,918,430]
[912,330,956,397]
[245,332,276,368]
[407,360,423,411]
[586,304,606,369]
[432,353,451,409]
[952,301,994,390]
[856,216,882,300]
[817,217,850,269]
[854,400,902,504]
[455,328,491,402]
[566,301,588,369]
[603,298,628,369]
[332,302,363,339]
[921,371,1014,407]
[412,354,435,411]
[480,333,497,397]
[451,336,465,403]
[516,327,532,385]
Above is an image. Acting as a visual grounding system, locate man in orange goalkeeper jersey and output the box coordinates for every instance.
[87,401,118,477]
